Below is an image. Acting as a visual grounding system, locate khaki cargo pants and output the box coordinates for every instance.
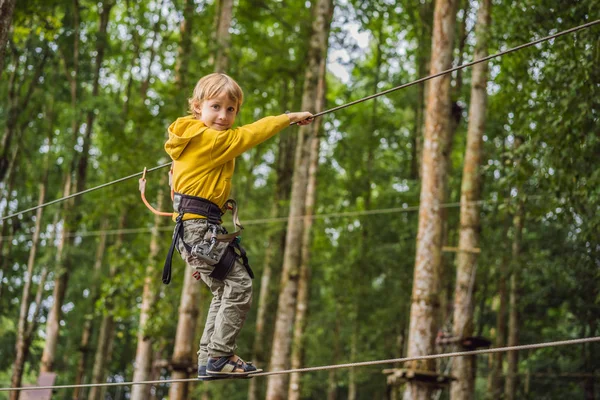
[177,219,253,366]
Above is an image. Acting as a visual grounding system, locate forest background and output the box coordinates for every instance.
[0,0,598,399]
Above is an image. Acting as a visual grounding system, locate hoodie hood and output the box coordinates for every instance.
[164,115,208,160]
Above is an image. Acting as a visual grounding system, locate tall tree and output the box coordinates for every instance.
[0,0,16,73]
[213,0,233,72]
[403,0,458,399]
[10,135,52,400]
[40,0,114,374]
[0,38,50,183]
[72,220,108,400]
[266,0,334,397]
[248,84,296,400]
[288,54,326,400]
[88,212,126,400]
[450,1,491,399]
[505,180,524,400]
[406,0,433,180]
[487,139,511,399]
[131,184,167,400]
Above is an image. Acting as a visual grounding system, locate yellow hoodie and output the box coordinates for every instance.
[164,114,290,220]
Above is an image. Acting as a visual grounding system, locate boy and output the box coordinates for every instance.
[164,73,312,378]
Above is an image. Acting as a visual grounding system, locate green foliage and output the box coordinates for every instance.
[0,0,598,399]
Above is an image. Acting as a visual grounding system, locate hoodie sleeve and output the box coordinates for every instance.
[208,114,290,166]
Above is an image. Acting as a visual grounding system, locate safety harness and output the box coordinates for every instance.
[139,169,253,285]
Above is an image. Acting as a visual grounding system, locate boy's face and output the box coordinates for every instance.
[198,93,238,131]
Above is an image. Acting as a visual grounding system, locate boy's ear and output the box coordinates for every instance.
[192,100,202,116]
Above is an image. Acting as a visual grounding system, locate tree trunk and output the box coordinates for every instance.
[40,0,113,374]
[0,145,19,297]
[348,327,358,400]
[174,0,194,89]
[88,212,125,400]
[287,56,326,400]
[0,0,16,76]
[409,1,433,180]
[487,253,508,399]
[10,158,50,400]
[213,0,233,73]
[248,85,297,400]
[505,192,524,400]
[72,219,108,400]
[327,315,341,400]
[140,0,164,101]
[131,185,166,400]
[266,1,333,398]
[0,41,49,183]
[450,1,491,399]
[438,0,469,334]
[87,312,116,400]
[487,137,511,399]
[403,1,458,399]
[168,269,201,400]
[76,0,113,190]
[40,175,72,373]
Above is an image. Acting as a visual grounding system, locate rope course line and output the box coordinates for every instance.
[1,196,547,241]
[2,20,598,222]
[1,336,598,392]
[0,162,172,222]
[308,19,600,120]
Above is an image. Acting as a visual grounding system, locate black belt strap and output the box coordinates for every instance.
[233,240,254,279]
[163,214,189,284]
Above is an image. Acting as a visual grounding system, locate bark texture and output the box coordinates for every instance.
[0,42,49,183]
[174,0,194,89]
[72,220,108,400]
[0,0,16,74]
[40,0,113,374]
[10,159,49,400]
[248,106,296,400]
[213,0,233,73]
[450,1,491,399]
[265,0,333,398]
[288,56,326,400]
[88,213,125,400]
[505,194,524,400]
[131,187,166,400]
[168,269,201,400]
[403,1,458,399]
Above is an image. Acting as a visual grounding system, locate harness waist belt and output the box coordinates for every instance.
[174,193,223,224]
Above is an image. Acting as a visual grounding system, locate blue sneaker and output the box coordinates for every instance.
[206,356,262,377]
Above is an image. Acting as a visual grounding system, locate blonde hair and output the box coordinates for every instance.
[188,73,244,118]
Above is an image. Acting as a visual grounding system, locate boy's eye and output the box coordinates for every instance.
[227,107,235,112]
[212,104,219,110]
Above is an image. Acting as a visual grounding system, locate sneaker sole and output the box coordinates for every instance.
[206,368,263,377]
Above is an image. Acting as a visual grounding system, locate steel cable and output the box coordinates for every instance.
[1,336,598,392]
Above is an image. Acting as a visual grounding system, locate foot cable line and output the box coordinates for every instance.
[2,19,598,221]
[2,336,598,392]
